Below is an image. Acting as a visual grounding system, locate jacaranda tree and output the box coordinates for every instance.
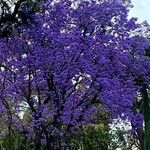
[0,0,150,149]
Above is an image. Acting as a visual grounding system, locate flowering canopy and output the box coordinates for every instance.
[0,0,150,148]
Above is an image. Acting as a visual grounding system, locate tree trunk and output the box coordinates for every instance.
[34,128,42,150]
[141,85,150,150]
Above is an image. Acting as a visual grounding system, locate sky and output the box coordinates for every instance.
[129,0,150,23]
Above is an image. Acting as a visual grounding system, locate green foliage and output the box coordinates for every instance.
[0,123,139,150]
[79,124,110,150]
[0,132,21,150]
[67,124,111,150]
[0,131,35,150]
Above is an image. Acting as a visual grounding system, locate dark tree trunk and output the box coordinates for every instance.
[136,127,144,150]
[34,129,42,150]
[141,84,150,150]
